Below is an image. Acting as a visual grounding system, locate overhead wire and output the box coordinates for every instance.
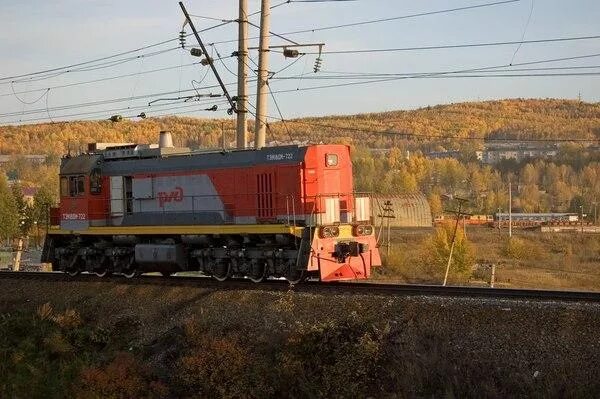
[209,0,522,46]
[510,0,535,64]
[298,34,600,55]
[4,97,230,125]
[0,55,235,98]
[0,19,236,83]
[1,46,181,86]
[2,51,599,122]
[262,114,600,143]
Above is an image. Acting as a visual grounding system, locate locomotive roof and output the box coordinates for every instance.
[60,144,345,175]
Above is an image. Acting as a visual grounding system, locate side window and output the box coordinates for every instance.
[60,177,68,197]
[90,168,101,194]
[69,176,78,196]
[77,176,85,195]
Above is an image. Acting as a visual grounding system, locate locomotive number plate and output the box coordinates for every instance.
[62,213,87,220]
[266,153,294,161]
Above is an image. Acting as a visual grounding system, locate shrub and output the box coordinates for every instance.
[419,223,474,282]
[76,353,168,399]
[174,325,273,399]
[278,318,384,398]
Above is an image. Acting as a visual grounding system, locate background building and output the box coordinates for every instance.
[373,193,433,228]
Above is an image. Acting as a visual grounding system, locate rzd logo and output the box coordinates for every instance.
[157,186,184,207]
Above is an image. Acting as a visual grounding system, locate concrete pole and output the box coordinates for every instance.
[443,202,463,286]
[236,0,249,149]
[13,238,23,271]
[508,181,512,238]
[254,0,270,149]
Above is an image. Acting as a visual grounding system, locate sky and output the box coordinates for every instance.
[0,0,599,125]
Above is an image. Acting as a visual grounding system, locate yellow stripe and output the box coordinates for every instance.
[47,224,305,237]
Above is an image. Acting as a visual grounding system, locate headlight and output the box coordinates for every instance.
[319,225,340,238]
[353,225,373,236]
[325,153,338,167]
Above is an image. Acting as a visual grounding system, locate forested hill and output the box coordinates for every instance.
[1,98,599,155]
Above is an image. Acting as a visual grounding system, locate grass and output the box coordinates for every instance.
[375,226,600,291]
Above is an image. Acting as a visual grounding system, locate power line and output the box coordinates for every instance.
[3,97,230,125]
[0,61,199,97]
[268,115,600,143]
[209,0,521,46]
[3,51,599,122]
[0,20,235,83]
[0,46,181,86]
[274,70,600,80]
[265,52,600,93]
[0,42,179,83]
[299,34,600,55]
[0,84,232,118]
[311,64,600,77]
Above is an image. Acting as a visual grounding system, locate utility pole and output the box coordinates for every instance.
[179,2,236,114]
[236,0,249,149]
[508,181,512,238]
[254,0,270,149]
[443,197,469,287]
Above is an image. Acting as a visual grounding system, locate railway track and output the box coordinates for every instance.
[1,271,599,302]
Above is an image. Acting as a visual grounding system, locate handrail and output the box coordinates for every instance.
[55,191,377,227]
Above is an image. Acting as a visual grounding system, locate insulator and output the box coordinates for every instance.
[190,48,203,57]
[283,49,299,58]
[200,57,213,66]
[137,112,146,119]
[313,56,323,73]
[205,105,218,112]
[179,30,186,48]
[109,115,122,123]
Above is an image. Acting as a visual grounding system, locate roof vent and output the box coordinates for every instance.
[159,131,174,148]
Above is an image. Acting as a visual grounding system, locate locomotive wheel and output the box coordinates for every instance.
[212,260,231,282]
[66,268,81,277]
[64,253,81,277]
[285,267,306,285]
[94,257,112,277]
[94,268,112,278]
[122,269,140,279]
[248,261,267,283]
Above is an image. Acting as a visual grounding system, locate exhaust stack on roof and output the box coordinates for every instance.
[159,131,174,148]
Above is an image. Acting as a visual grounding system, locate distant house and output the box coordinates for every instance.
[0,154,47,165]
[481,141,559,164]
[425,150,461,160]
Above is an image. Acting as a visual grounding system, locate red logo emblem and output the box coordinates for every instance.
[157,186,184,207]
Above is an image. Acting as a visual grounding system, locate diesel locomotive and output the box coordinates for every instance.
[41,132,381,283]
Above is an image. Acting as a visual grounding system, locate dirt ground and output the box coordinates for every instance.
[1,279,599,398]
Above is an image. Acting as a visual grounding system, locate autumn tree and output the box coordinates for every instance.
[0,176,19,242]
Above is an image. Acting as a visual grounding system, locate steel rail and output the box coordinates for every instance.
[1,271,599,302]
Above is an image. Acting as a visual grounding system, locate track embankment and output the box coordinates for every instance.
[1,271,599,302]
[1,273,599,398]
